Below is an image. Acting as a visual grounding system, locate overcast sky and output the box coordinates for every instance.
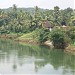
[0,0,74,9]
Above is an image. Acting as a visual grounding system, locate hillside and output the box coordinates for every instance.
[2,7,47,15]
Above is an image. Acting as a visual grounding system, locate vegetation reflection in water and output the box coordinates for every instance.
[0,39,75,74]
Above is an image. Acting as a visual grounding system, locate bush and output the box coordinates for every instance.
[51,29,70,49]
[67,27,75,41]
[38,28,50,43]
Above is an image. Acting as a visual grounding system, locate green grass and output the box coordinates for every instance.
[71,41,75,46]
[18,29,41,40]
[74,42,75,46]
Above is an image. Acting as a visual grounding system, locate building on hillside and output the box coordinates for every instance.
[42,20,54,31]
[61,21,67,27]
[61,21,70,31]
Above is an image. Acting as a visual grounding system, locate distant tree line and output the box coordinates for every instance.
[0,4,75,34]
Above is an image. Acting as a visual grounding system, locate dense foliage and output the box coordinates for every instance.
[0,5,74,34]
[38,28,50,43]
[50,28,71,49]
[0,5,75,48]
[67,27,75,41]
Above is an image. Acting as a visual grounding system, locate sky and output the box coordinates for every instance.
[0,0,74,9]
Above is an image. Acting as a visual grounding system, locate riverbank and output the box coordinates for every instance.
[15,38,75,55]
[15,39,39,45]
[65,45,75,55]
[0,33,75,55]
[17,39,75,55]
[0,34,18,39]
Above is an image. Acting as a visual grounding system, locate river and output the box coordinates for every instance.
[0,39,75,75]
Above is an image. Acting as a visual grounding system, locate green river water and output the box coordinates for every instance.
[0,39,75,75]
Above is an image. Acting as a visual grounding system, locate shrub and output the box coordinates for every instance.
[51,29,70,49]
[38,28,50,43]
[67,27,75,41]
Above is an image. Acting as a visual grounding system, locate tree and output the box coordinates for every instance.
[12,4,17,12]
[61,7,73,26]
[38,28,50,43]
[51,28,70,49]
[34,6,42,27]
[53,6,60,25]
[67,27,75,42]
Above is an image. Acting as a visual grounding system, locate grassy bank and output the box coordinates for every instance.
[17,31,38,40]
[0,29,75,55]
[0,33,22,39]
[15,29,40,44]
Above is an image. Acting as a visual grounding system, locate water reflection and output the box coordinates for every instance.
[0,39,75,74]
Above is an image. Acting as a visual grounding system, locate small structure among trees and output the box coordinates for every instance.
[42,20,54,31]
[61,20,67,27]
